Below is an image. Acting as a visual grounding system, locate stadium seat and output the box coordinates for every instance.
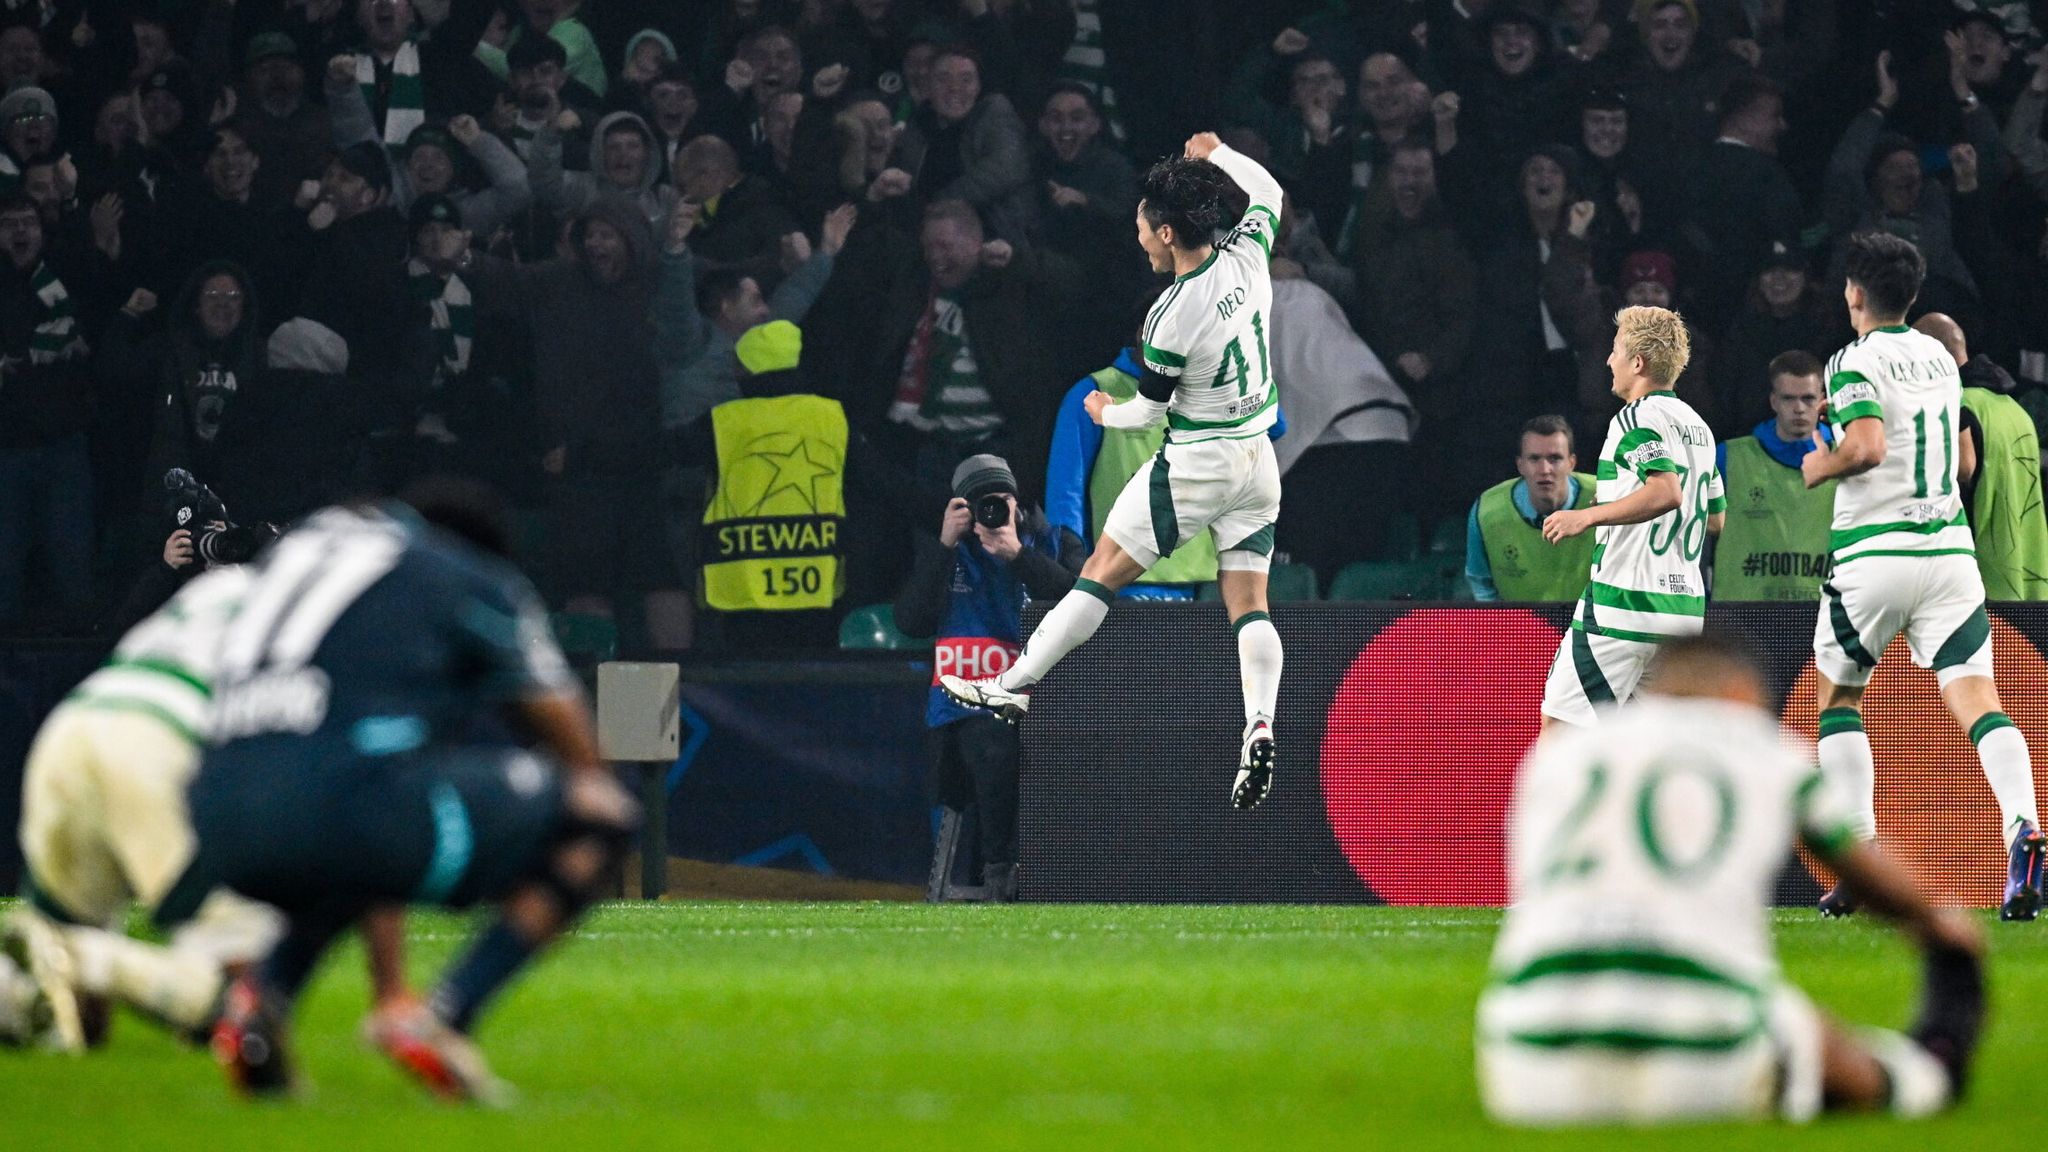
[1198,565,1316,601]
[551,612,618,662]
[1327,559,1456,602]
[1269,562,1319,601]
[839,603,923,650]
[1427,516,1464,555]
[1381,512,1422,561]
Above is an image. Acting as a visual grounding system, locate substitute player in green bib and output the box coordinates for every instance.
[941,131,1286,811]
[1802,233,2045,921]
[1537,306,1724,735]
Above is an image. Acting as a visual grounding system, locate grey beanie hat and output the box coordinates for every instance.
[951,453,1016,502]
[267,317,350,375]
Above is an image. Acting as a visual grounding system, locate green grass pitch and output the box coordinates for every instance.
[2,901,2041,1150]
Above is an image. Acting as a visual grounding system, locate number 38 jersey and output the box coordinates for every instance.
[1481,699,1857,1049]
[1824,326,1974,565]
[1140,143,1283,446]
[1572,392,1723,640]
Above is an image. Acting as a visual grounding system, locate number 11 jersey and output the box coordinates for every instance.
[1823,325,1975,566]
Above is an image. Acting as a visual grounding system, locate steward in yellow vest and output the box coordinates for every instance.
[1466,417,1596,601]
[677,321,931,650]
[1912,313,2048,600]
[1960,386,2048,600]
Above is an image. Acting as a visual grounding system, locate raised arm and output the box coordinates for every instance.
[1194,136,1284,228]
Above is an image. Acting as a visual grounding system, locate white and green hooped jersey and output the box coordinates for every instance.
[1481,697,1857,1051]
[1140,143,1283,445]
[65,566,251,746]
[1824,326,1975,565]
[1572,392,1723,640]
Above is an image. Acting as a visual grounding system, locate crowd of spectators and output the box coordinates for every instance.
[0,0,2043,646]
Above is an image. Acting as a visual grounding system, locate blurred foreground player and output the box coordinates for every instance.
[1802,235,2043,920]
[1479,636,1985,1126]
[6,567,414,1053]
[6,567,282,1051]
[942,132,1286,811]
[188,478,638,1102]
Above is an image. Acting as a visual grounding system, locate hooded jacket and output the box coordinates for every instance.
[530,110,679,234]
[465,194,665,478]
[98,261,264,487]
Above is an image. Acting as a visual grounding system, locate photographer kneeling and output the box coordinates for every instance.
[895,456,1083,901]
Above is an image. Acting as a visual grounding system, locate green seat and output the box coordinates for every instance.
[1269,562,1319,601]
[1381,512,1422,561]
[1199,564,1315,601]
[838,603,922,650]
[1427,516,1465,555]
[551,612,618,662]
[1328,559,1455,602]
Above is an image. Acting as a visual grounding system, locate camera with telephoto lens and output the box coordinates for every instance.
[974,493,1011,530]
[162,469,279,566]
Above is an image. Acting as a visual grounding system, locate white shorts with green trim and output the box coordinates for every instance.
[1102,434,1280,574]
[1477,983,1824,1125]
[1540,625,1661,726]
[1812,551,1992,690]
[20,703,282,964]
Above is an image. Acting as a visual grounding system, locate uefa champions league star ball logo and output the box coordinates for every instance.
[716,431,844,518]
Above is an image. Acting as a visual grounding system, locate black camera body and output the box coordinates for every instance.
[974,493,1011,530]
[163,469,278,566]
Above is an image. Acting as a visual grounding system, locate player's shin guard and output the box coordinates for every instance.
[996,580,1112,691]
[1818,709,1876,842]
[1233,611,1282,725]
[1970,713,2038,842]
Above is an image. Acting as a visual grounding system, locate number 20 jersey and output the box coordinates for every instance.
[1572,392,1722,640]
[1482,698,1856,1048]
[1823,326,1974,565]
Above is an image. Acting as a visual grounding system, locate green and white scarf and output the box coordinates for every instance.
[407,258,472,380]
[360,40,426,147]
[28,261,83,365]
[1055,0,1124,143]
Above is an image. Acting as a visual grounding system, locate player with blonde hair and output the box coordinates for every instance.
[1536,305,1724,732]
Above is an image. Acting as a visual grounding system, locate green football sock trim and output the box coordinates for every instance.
[1970,712,2016,745]
[1232,610,1271,635]
[1818,708,1865,739]
[1074,578,1115,606]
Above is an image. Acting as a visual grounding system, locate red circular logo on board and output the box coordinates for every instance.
[1319,608,1557,904]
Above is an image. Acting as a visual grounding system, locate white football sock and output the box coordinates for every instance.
[1818,713,1877,842]
[1863,1029,1953,1117]
[65,927,225,1033]
[997,581,1113,691]
[1235,612,1282,725]
[1971,715,2037,841]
